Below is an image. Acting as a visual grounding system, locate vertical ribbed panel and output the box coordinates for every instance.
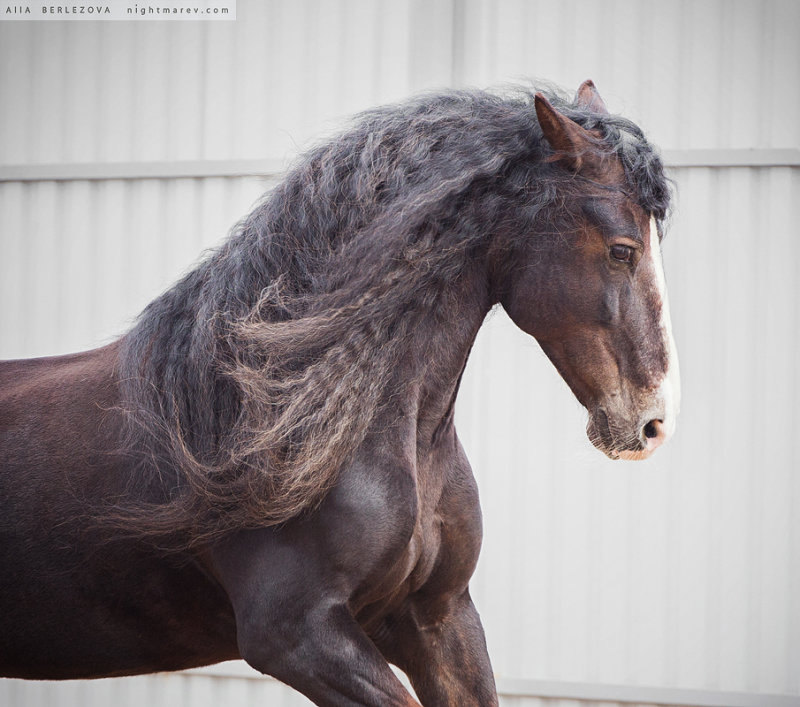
[0,1,798,705]
[2,0,798,157]
[0,0,415,165]
[454,0,800,151]
[0,177,268,359]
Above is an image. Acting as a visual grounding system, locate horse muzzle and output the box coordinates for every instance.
[587,403,676,461]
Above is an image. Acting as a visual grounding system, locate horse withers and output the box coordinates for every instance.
[0,81,678,706]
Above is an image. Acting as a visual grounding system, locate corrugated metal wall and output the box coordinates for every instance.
[1,1,798,705]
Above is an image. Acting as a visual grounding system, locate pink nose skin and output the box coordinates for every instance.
[615,419,670,461]
[642,418,668,453]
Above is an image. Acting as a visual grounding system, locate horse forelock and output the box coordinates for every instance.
[114,84,671,547]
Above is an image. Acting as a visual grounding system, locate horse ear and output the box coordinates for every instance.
[534,92,594,172]
[575,79,609,114]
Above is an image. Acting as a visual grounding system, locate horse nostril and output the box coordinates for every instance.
[643,419,662,439]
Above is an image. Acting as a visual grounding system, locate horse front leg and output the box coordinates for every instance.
[238,599,420,707]
[211,531,420,707]
[374,589,498,707]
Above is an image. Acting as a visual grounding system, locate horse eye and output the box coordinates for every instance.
[610,244,633,263]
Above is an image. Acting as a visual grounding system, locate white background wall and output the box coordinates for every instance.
[1,1,799,705]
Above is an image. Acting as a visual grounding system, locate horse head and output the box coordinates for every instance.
[499,81,680,460]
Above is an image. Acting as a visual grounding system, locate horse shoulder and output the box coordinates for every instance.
[213,421,420,602]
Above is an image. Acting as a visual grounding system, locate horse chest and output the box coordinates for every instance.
[353,439,484,629]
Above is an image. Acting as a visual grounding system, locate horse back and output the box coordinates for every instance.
[0,343,122,457]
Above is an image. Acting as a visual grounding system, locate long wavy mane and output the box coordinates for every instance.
[115,85,671,546]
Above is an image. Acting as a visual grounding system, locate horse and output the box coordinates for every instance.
[0,80,679,706]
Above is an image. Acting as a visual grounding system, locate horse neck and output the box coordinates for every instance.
[404,257,492,450]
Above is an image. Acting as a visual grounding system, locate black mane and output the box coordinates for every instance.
[116,84,671,544]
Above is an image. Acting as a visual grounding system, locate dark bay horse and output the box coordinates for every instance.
[0,81,679,705]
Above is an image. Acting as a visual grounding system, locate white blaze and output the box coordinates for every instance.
[648,216,681,437]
